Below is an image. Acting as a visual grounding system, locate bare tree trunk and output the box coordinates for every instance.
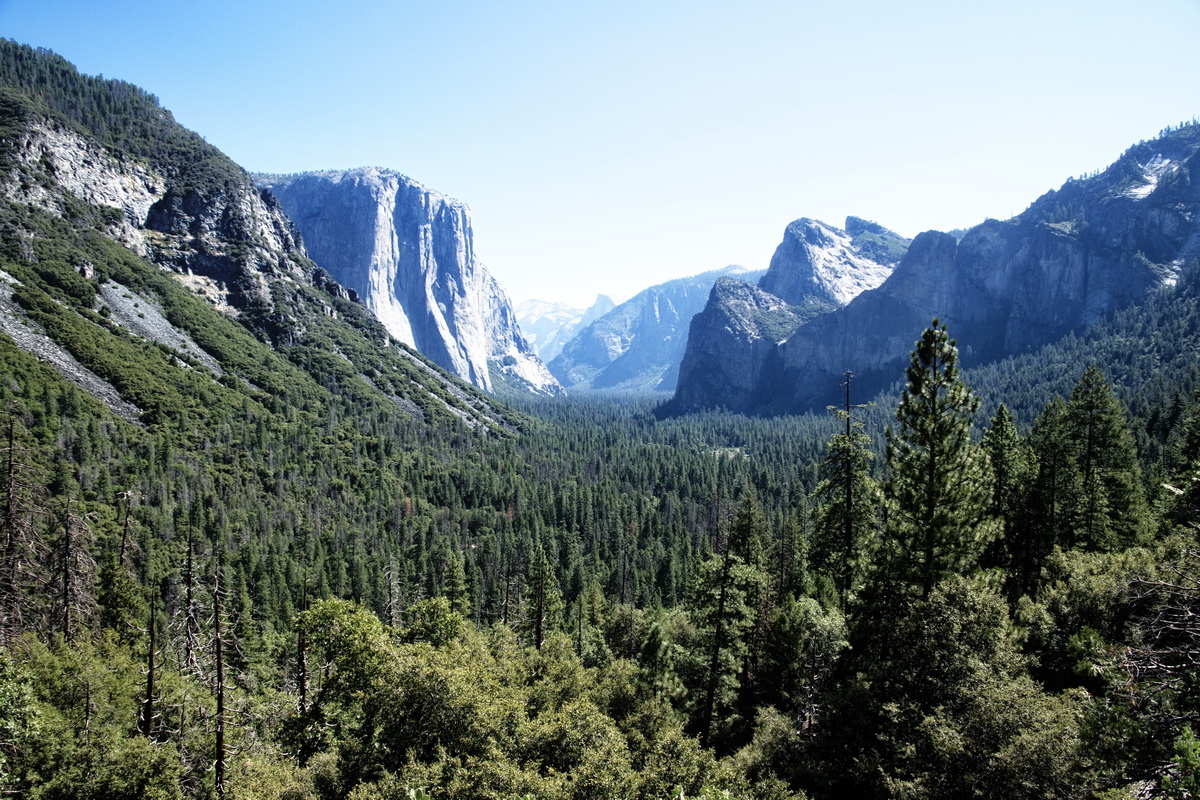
[142,597,156,738]
[297,578,308,714]
[213,565,226,797]
[184,532,200,674]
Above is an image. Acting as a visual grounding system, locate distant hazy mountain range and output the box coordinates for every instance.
[515,295,615,363]
[548,266,765,393]
[545,215,911,395]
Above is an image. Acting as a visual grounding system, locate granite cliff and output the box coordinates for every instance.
[256,169,561,397]
[666,216,908,412]
[669,277,814,412]
[759,216,905,306]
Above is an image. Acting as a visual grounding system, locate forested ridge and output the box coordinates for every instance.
[2,39,1200,800]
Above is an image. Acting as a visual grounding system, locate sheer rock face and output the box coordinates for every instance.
[549,266,764,393]
[257,168,561,396]
[670,216,907,412]
[671,125,1200,415]
[670,278,809,413]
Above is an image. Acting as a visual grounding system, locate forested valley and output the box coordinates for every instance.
[6,292,1200,799]
[3,40,1200,800]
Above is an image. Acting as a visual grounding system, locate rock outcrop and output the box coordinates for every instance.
[257,169,561,396]
[550,266,764,393]
[671,124,1200,415]
[1,109,310,320]
[0,42,520,430]
[759,217,904,306]
[669,216,907,412]
[670,278,813,413]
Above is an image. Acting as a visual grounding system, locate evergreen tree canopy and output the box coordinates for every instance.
[881,320,997,599]
[812,374,878,607]
[982,404,1038,599]
[1065,365,1150,551]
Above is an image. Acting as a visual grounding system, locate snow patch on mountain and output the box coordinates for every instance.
[1122,154,1177,199]
[516,294,616,362]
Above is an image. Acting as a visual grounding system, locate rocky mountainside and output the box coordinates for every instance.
[549,265,764,393]
[758,216,907,306]
[516,294,615,362]
[669,277,815,412]
[665,216,908,412]
[671,123,1200,415]
[256,169,561,397]
[0,41,516,431]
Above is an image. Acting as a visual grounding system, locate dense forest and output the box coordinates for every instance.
[2,39,1200,800]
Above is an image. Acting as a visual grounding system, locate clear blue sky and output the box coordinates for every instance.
[2,0,1199,306]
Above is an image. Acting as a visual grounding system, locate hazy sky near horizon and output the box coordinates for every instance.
[2,0,1199,306]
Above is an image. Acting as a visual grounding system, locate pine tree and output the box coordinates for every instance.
[1028,396,1078,561]
[982,404,1038,599]
[443,549,472,618]
[881,320,997,599]
[812,372,878,607]
[0,411,45,646]
[1065,365,1149,550]
[521,546,562,649]
[49,476,96,641]
[690,493,768,750]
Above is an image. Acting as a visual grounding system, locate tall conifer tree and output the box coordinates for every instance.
[1065,365,1149,550]
[522,546,562,649]
[982,404,1038,599]
[1028,395,1078,563]
[881,320,996,599]
[813,372,878,607]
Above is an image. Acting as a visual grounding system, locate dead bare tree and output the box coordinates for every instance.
[50,488,97,641]
[1099,543,1200,793]
[1115,547,1200,727]
[0,411,46,645]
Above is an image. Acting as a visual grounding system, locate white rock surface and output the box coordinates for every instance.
[257,168,561,396]
[758,218,896,307]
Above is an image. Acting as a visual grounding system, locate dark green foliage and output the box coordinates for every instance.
[0,39,244,192]
[1083,542,1200,788]
[1027,397,1078,577]
[811,381,878,606]
[0,649,36,792]
[823,575,1085,799]
[982,404,1038,598]
[880,320,997,600]
[1065,365,1150,551]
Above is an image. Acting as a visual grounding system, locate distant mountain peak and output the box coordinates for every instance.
[549,265,764,393]
[758,217,908,307]
[515,295,616,363]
